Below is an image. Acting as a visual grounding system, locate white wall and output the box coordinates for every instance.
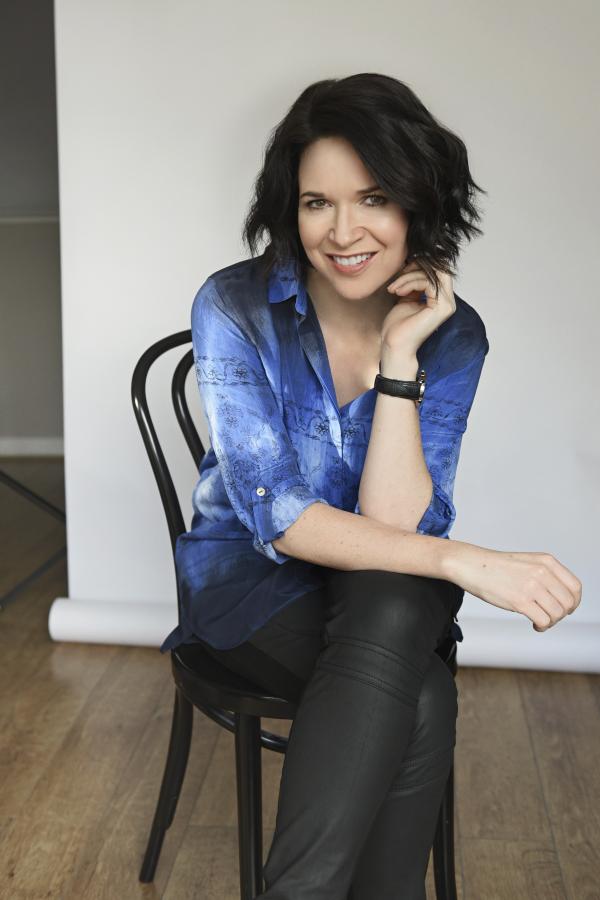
[49,0,599,671]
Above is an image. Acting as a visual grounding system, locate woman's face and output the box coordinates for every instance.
[297,136,410,300]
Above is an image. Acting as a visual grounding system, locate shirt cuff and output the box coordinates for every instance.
[251,478,330,563]
[415,483,456,538]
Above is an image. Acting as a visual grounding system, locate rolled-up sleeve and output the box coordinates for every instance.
[192,278,330,563]
[415,342,489,538]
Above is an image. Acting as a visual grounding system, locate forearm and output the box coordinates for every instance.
[272,499,462,582]
[358,349,432,530]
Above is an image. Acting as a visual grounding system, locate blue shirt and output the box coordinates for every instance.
[160,254,489,653]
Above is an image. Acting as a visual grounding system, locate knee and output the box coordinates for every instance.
[325,569,452,652]
[412,651,458,751]
[391,653,458,787]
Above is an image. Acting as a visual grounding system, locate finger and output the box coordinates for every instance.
[524,598,553,631]
[534,586,568,626]
[389,272,427,285]
[541,569,578,616]
[388,276,429,294]
[543,556,582,612]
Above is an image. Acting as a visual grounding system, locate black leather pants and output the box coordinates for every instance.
[198,568,464,899]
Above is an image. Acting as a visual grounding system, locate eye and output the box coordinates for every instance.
[364,193,387,206]
[304,193,388,210]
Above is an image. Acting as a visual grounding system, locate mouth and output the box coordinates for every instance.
[325,251,378,275]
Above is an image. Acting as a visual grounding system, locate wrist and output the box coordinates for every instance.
[379,349,419,380]
[438,538,464,584]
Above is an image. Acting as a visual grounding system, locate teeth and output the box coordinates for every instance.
[332,253,373,266]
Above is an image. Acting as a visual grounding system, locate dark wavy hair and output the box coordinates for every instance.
[242,72,486,299]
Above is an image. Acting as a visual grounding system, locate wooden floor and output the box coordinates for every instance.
[1,457,598,900]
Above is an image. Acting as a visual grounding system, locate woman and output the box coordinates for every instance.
[160,73,582,899]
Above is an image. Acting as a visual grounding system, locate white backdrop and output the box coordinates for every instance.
[49,0,599,672]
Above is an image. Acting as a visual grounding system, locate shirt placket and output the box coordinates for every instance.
[296,311,344,500]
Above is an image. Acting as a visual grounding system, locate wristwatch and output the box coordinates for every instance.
[374,363,427,405]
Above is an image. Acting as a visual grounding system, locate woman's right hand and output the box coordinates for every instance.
[445,543,582,632]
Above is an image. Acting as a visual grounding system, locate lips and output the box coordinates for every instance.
[326,252,378,275]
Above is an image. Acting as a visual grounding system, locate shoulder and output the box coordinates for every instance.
[452,293,488,350]
[420,291,489,377]
[191,256,267,332]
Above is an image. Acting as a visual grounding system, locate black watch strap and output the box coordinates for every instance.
[374,367,426,404]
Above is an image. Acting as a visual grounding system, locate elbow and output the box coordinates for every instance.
[271,535,289,555]
[358,475,434,533]
[269,498,327,559]
[356,508,420,532]
[415,487,456,538]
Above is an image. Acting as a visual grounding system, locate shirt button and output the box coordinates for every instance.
[256,486,266,496]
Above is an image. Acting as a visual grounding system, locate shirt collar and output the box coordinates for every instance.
[266,257,308,318]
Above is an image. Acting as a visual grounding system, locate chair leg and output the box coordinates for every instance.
[235,712,264,900]
[139,686,194,883]
[432,764,458,900]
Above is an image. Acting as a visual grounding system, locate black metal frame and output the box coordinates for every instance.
[131,329,459,899]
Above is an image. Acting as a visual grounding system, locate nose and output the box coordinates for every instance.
[328,204,366,249]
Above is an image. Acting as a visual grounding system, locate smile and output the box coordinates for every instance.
[326,252,378,275]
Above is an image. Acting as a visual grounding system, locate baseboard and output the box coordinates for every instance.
[0,437,64,456]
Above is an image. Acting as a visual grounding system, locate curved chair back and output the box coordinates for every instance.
[131,329,202,560]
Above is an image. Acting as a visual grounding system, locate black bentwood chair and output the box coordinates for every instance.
[131,329,461,900]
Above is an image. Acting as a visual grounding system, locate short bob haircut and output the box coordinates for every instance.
[242,72,486,299]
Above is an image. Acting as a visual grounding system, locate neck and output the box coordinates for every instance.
[305,267,396,338]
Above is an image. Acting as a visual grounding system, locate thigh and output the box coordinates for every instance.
[197,586,329,702]
[195,571,460,702]
[246,586,329,681]
[324,568,458,656]
[241,572,458,681]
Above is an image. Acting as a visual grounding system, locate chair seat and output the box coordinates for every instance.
[172,643,298,720]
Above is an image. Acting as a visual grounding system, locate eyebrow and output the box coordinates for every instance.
[299,184,381,199]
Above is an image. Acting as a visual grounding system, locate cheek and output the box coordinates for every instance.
[298,215,322,249]
[372,203,408,233]
[378,212,409,242]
